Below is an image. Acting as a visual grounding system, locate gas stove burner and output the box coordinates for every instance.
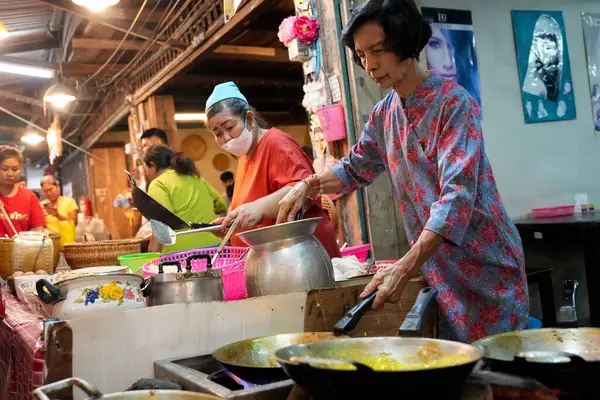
[204,369,260,391]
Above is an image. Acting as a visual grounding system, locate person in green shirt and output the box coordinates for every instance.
[144,144,227,253]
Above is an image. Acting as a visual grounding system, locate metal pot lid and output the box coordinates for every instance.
[152,269,222,283]
[53,272,144,287]
[236,217,322,246]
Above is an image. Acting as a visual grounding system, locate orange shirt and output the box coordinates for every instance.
[230,128,340,258]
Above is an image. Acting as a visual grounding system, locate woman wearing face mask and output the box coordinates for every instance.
[144,144,227,252]
[206,82,340,258]
[0,146,45,236]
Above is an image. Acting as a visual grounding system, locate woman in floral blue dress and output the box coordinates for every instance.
[277,0,529,342]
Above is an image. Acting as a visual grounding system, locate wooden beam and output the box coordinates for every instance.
[0,102,40,119]
[211,45,291,63]
[33,0,186,50]
[0,125,27,134]
[133,0,281,103]
[0,55,56,70]
[171,74,303,88]
[98,7,165,23]
[71,37,159,51]
[0,89,44,107]
[0,32,59,56]
[62,63,126,76]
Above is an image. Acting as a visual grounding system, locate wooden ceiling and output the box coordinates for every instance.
[0,0,304,163]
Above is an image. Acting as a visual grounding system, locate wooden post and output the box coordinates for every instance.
[144,95,180,150]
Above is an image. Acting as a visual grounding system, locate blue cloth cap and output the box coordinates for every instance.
[205,82,248,112]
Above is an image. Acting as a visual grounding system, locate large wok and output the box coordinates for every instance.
[275,337,482,398]
[213,287,439,385]
[472,328,600,396]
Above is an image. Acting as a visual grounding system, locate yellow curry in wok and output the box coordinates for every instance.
[307,342,473,371]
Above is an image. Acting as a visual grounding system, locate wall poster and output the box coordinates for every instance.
[421,8,482,110]
[582,13,600,134]
[511,10,576,124]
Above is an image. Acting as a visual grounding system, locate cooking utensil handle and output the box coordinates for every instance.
[332,290,378,335]
[514,351,587,365]
[32,377,103,400]
[398,286,437,337]
[189,222,217,229]
[177,226,222,236]
[212,218,241,264]
[187,253,212,271]
[158,261,181,274]
[141,277,153,297]
[294,205,304,221]
[36,279,64,304]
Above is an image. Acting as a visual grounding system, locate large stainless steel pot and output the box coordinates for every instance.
[141,254,224,305]
[32,377,220,400]
[236,217,335,297]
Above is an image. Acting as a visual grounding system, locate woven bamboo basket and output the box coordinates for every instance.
[63,239,143,270]
[49,233,61,272]
[0,238,13,280]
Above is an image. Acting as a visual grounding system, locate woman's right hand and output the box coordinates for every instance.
[210,217,227,238]
[276,181,310,224]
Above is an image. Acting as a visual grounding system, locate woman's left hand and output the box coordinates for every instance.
[46,205,59,218]
[360,257,418,309]
[221,202,263,231]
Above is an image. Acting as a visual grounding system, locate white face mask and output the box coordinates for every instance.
[222,121,253,157]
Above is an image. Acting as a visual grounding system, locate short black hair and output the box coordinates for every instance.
[220,171,234,182]
[140,128,169,145]
[206,98,271,130]
[342,0,431,67]
[16,175,26,183]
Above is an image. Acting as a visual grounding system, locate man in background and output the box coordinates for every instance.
[16,176,27,188]
[220,171,234,209]
[141,128,169,152]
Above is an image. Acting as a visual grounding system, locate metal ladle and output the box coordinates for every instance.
[151,219,222,246]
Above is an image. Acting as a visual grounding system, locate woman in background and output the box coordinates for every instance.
[0,146,44,236]
[144,144,227,252]
[40,175,78,246]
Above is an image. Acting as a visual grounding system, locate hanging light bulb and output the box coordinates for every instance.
[43,82,77,109]
[71,0,120,12]
[21,132,45,145]
[0,21,8,39]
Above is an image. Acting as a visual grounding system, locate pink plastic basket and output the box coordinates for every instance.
[316,104,347,142]
[142,246,248,301]
[532,205,574,219]
[340,244,372,263]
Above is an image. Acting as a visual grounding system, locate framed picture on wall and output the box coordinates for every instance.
[582,13,600,134]
[511,10,576,124]
[421,7,482,111]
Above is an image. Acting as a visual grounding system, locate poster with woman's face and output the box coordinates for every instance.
[511,10,576,124]
[582,13,600,134]
[421,8,482,111]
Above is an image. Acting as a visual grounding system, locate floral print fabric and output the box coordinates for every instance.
[331,73,529,342]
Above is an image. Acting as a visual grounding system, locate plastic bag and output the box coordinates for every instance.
[75,214,111,242]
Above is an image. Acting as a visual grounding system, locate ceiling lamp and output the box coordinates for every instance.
[43,82,77,109]
[0,21,7,39]
[72,0,120,12]
[21,132,45,145]
[174,113,207,122]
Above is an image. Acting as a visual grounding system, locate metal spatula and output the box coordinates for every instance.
[150,219,222,246]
